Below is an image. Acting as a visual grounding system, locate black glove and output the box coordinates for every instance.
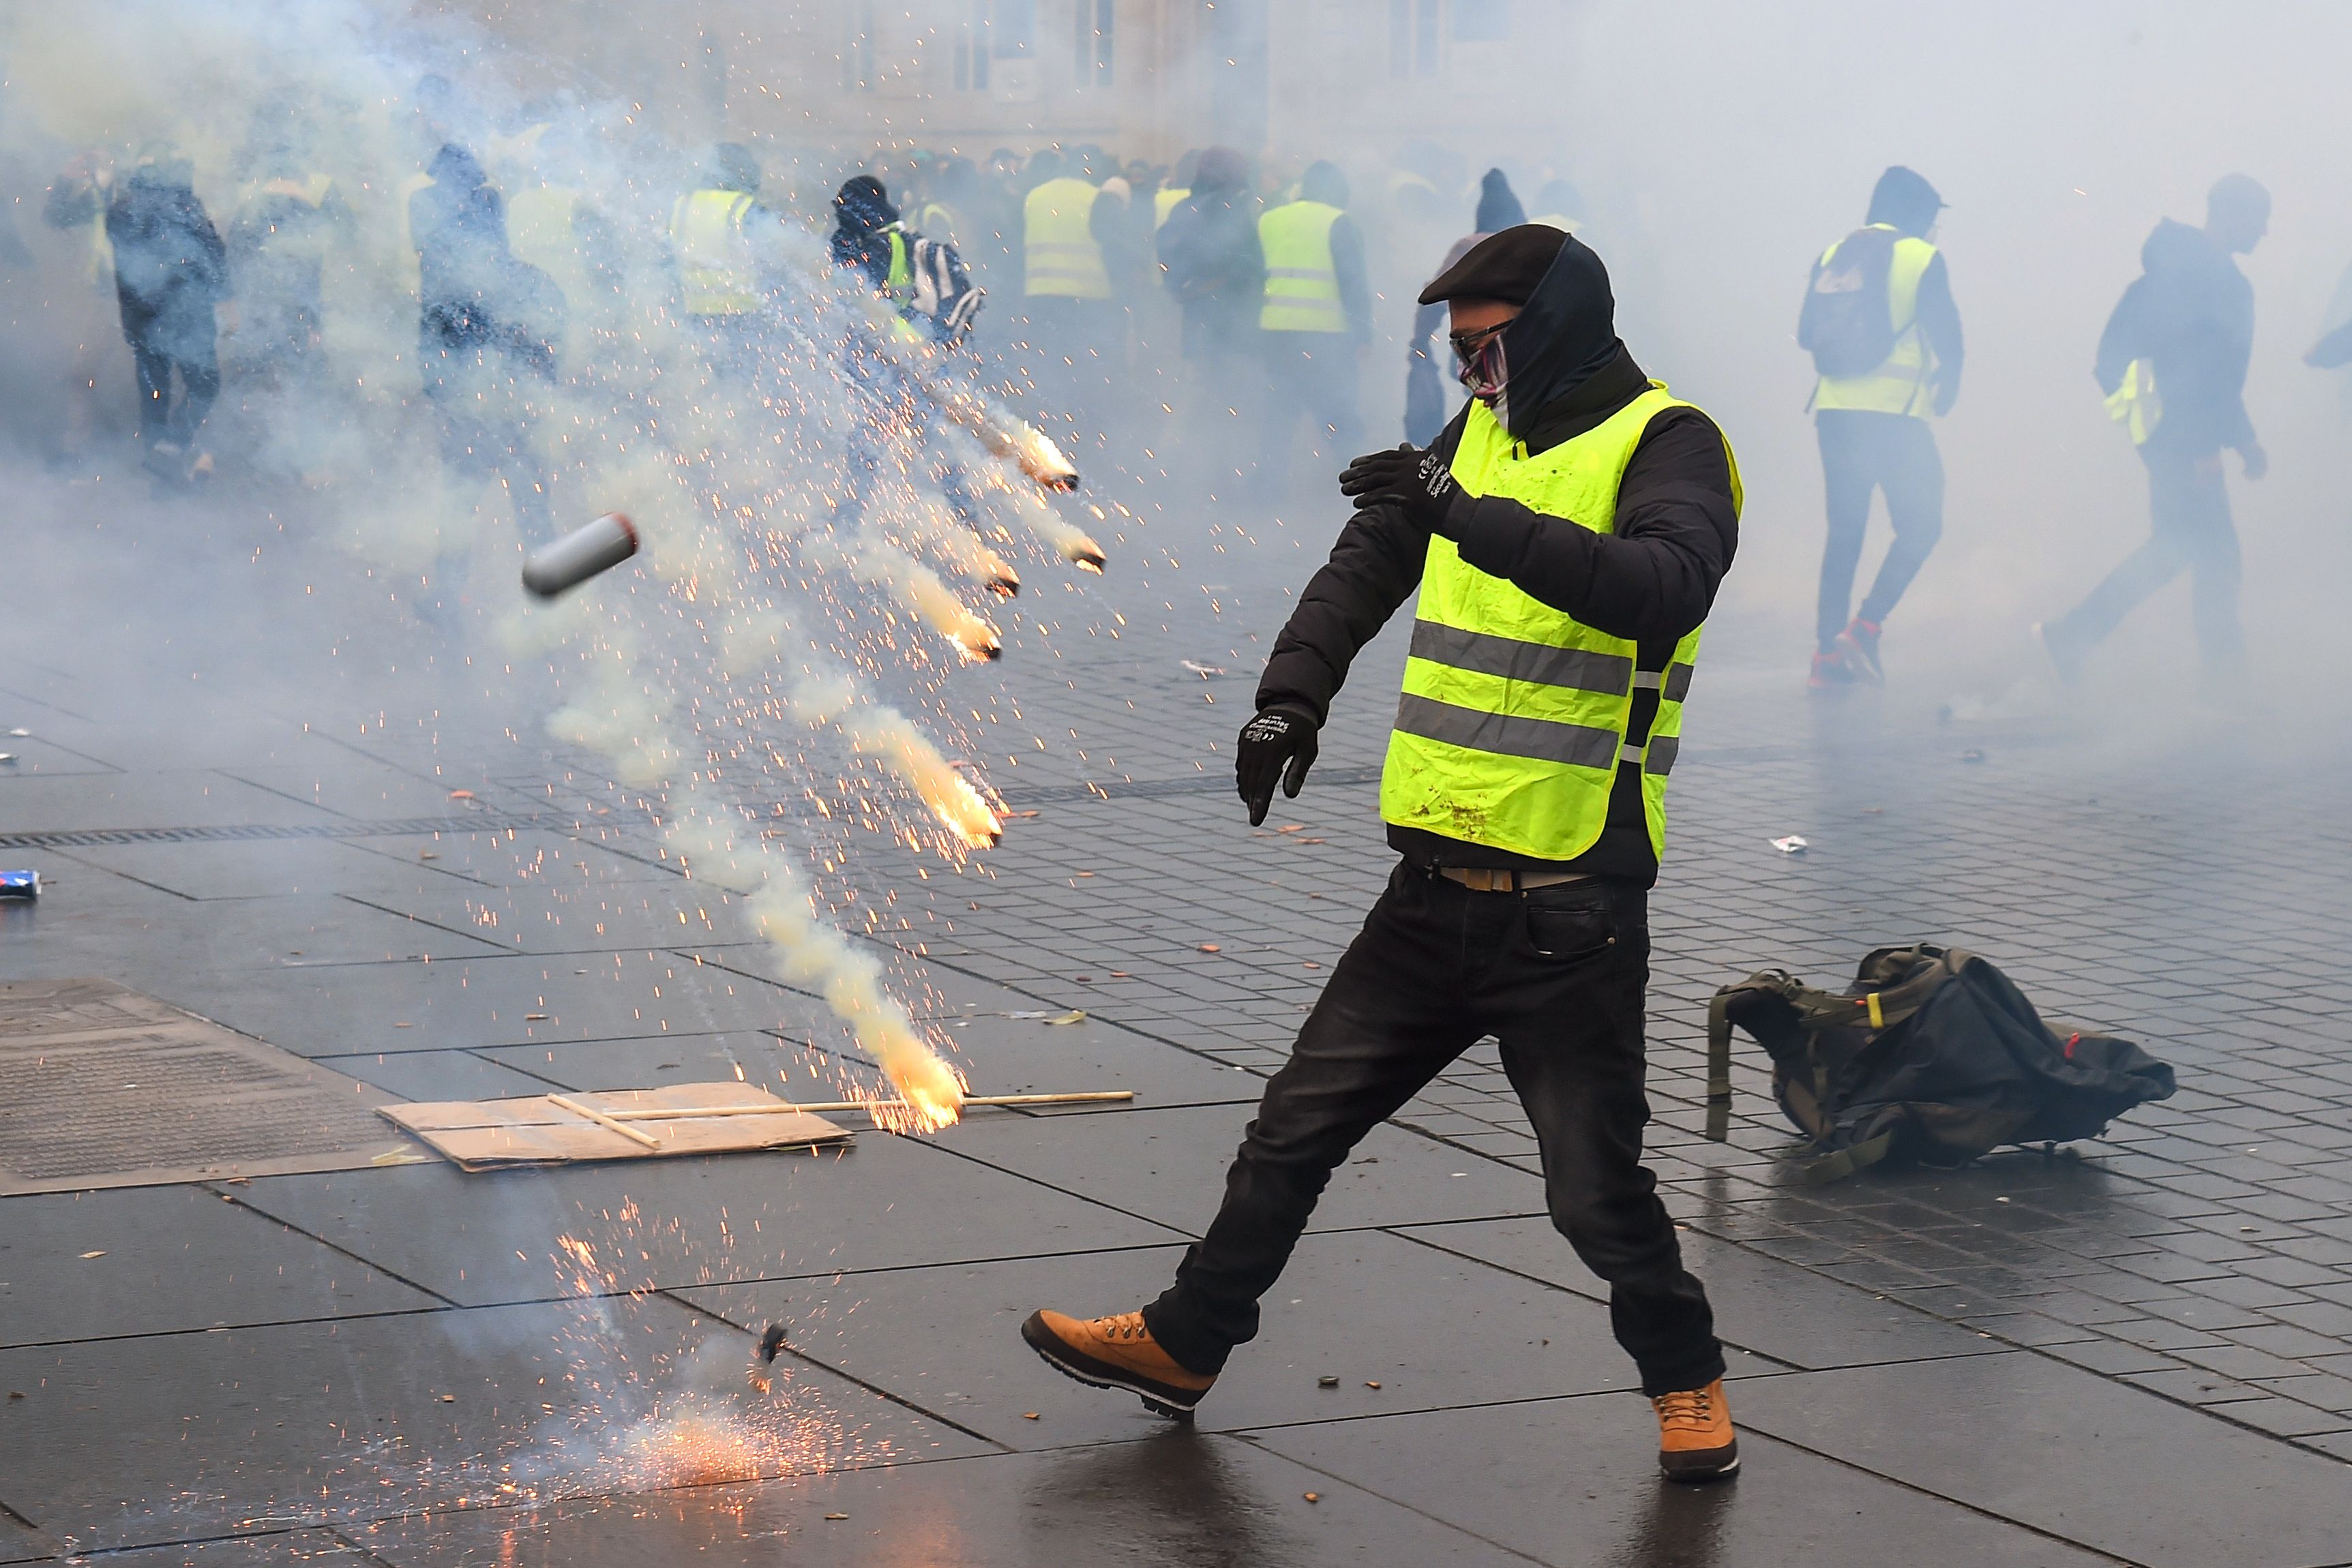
[1236,706,1319,826]
[1337,442,1464,538]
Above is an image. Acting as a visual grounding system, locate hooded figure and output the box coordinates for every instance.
[829,175,902,283]
[1022,222,1751,1483]
[104,152,230,458]
[1404,168,1525,443]
[1156,145,1264,359]
[2044,175,2268,687]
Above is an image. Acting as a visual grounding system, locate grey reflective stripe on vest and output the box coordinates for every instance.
[1631,663,1695,702]
[1643,735,1679,776]
[1409,620,1635,696]
[1394,693,1622,770]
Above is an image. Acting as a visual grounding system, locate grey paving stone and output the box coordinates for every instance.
[357,1435,1529,1567]
[1396,1215,2004,1371]
[0,1186,441,1347]
[923,1104,1545,1237]
[0,1297,986,1553]
[1732,1351,2352,1567]
[682,1228,1643,1450]
[1245,1395,2119,1568]
[226,1141,1185,1308]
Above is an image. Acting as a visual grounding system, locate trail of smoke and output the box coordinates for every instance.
[667,813,964,1132]
[788,672,1000,849]
[980,470,1107,572]
[844,535,1003,662]
[882,490,1021,598]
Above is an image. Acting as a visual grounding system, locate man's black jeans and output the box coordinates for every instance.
[1143,863,1724,1398]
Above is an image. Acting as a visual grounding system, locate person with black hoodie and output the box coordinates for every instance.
[2042,175,2269,686]
[1022,225,1744,1484]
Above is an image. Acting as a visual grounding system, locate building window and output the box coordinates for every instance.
[1453,0,1510,42]
[1390,0,1441,78]
[957,0,992,89]
[844,0,876,91]
[1074,0,1114,89]
[996,0,1035,56]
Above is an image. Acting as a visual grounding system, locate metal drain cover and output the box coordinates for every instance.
[0,977,413,1194]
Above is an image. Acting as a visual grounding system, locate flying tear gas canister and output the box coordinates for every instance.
[522,513,640,599]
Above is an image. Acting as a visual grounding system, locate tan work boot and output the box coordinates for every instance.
[1021,1308,1216,1418]
[1652,1378,1740,1481]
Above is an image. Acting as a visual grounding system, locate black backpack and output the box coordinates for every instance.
[1703,944,2177,1183]
[1798,226,1900,378]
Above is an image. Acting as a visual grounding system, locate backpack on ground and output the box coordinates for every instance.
[1798,226,1901,378]
[1703,944,2176,1183]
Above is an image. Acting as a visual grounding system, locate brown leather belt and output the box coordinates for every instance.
[1435,866,1594,892]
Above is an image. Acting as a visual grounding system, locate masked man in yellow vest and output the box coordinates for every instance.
[668,142,786,382]
[1798,166,1963,687]
[1255,161,1371,501]
[1024,226,1745,1483]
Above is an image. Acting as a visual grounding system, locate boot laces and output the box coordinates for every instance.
[1092,1310,1150,1342]
[1654,1385,1717,1432]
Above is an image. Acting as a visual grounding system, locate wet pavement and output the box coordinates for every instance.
[3,477,2351,1566]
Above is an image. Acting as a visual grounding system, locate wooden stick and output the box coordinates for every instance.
[596,1090,1135,1121]
[548,1092,662,1147]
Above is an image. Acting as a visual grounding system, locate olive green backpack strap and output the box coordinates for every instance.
[1800,1129,1895,1186]
[1705,988,1736,1141]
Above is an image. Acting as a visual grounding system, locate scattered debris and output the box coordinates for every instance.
[80,1250,106,1259]
[1277,824,1305,833]
[0,870,40,901]
[1770,836,1808,856]
[1008,1009,1087,1025]
[1022,1411,1040,1420]
[0,754,17,765]
[1197,943,1222,953]
[1179,659,1228,678]
[1365,1381,1382,1389]
[447,789,475,800]
[1960,749,1985,763]
[1317,1375,1339,1388]
[1303,1492,1321,1504]
[441,1394,456,1403]
[758,1323,788,1363]
[824,1513,850,1521]
[524,1012,549,1021]
[1109,970,1130,978]
[5,727,27,737]
[6,1391,22,1400]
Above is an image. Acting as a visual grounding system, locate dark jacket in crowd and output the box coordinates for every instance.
[100,168,228,359]
[1157,169,1264,359]
[1258,241,1739,884]
[411,145,559,383]
[2096,218,2254,453]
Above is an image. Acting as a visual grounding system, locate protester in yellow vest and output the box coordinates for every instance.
[1022,225,1746,1486]
[1797,166,1963,688]
[668,143,786,380]
[1254,161,1371,498]
[1018,148,1122,442]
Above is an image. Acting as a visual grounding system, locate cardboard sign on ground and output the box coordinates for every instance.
[379,1081,852,1171]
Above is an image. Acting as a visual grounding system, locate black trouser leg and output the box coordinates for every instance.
[2049,444,2228,663]
[1145,865,1480,1373]
[1856,415,1944,626]
[1145,868,1722,1397]
[1491,881,1723,1396]
[1814,412,1877,650]
[173,345,221,442]
[130,340,172,440]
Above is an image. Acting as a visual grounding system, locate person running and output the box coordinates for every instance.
[1798,166,1963,687]
[2040,175,2269,691]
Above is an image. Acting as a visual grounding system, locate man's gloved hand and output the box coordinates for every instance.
[1338,443,1464,539]
[1236,706,1319,826]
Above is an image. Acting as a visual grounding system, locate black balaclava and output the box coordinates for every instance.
[833,175,897,235]
[1492,232,1620,441]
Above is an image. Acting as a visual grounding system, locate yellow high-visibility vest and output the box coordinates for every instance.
[1259,199,1346,333]
[1154,185,1189,230]
[1023,177,1112,300]
[1813,226,1941,417]
[1380,385,1742,862]
[669,189,762,316]
[2104,359,2162,446]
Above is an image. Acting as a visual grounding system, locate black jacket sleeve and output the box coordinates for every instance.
[1916,252,1963,412]
[1450,408,1739,642]
[1255,502,1433,724]
[2094,277,2149,395]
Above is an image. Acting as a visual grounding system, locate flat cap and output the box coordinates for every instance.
[1417,224,1568,307]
